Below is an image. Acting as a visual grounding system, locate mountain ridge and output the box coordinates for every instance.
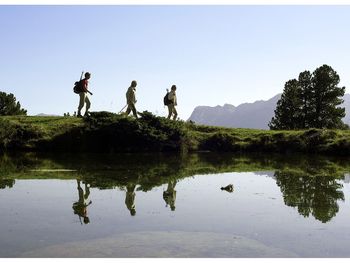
[188,93,350,129]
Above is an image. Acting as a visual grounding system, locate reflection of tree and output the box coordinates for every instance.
[3,152,350,223]
[275,172,344,223]
[163,179,177,211]
[0,178,15,189]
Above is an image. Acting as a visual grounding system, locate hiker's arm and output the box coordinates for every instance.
[82,80,92,95]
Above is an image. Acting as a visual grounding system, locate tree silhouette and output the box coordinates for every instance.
[269,65,346,130]
[0,91,27,116]
[269,79,302,129]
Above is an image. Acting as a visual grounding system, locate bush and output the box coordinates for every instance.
[201,132,240,152]
[0,118,43,150]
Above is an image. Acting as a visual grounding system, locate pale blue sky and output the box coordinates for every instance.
[1,5,350,118]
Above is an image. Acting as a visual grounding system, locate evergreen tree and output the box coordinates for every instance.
[298,71,313,128]
[0,91,27,116]
[269,79,302,130]
[310,65,345,129]
[269,65,346,130]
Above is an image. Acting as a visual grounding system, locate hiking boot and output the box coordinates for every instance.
[84,111,90,117]
[77,114,83,118]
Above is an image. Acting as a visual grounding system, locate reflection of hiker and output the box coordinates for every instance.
[124,80,138,118]
[167,85,178,120]
[77,72,93,117]
[163,180,177,211]
[125,183,136,216]
[72,179,92,224]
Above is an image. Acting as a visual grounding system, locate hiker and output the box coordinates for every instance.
[77,72,93,117]
[72,179,92,224]
[124,80,138,118]
[125,183,136,216]
[167,85,178,120]
[163,179,177,211]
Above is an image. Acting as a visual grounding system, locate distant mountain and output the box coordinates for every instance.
[342,94,350,125]
[188,93,350,130]
[35,113,60,117]
[188,94,281,129]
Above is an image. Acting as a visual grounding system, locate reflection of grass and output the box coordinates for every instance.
[1,152,350,191]
[2,152,348,224]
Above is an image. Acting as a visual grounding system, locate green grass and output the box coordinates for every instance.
[2,112,350,155]
[0,115,84,138]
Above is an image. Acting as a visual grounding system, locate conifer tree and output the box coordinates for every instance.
[309,65,345,129]
[0,91,27,116]
[269,79,302,130]
[298,71,313,129]
[269,65,346,130]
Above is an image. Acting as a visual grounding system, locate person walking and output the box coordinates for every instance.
[167,85,178,120]
[125,80,138,118]
[77,72,93,117]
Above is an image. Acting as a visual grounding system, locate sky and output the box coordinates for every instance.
[1,5,350,119]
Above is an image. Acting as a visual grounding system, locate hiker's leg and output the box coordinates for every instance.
[77,93,85,116]
[125,105,131,115]
[167,105,173,119]
[131,104,138,118]
[172,107,178,120]
[84,95,91,116]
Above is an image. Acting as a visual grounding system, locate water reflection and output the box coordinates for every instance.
[0,178,15,189]
[125,183,136,216]
[72,180,92,224]
[163,179,177,211]
[1,152,350,223]
[275,172,344,223]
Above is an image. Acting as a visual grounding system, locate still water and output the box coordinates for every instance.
[1,153,350,257]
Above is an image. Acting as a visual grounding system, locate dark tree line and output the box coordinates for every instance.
[0,91,27,116]
[269,65,346,130]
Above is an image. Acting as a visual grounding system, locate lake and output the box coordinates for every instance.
[1,152,350,257]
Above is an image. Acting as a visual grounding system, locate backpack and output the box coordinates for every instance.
[73,79,83,94]
[163,92,171,106]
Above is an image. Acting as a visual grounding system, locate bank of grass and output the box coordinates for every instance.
[1,111,350,155]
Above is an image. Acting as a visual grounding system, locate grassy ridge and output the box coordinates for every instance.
[1,111,350,155]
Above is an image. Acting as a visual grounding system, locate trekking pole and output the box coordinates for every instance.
[118,104,128,114]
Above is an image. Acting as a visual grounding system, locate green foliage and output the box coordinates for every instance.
[0,118,43,150]
[0,91,27,116]
[269,79,302,130]
[311,65,346,128]
[2,113,350,155]
[40,111,192,153]
[269,65,346,130]
[201,132,241,151]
